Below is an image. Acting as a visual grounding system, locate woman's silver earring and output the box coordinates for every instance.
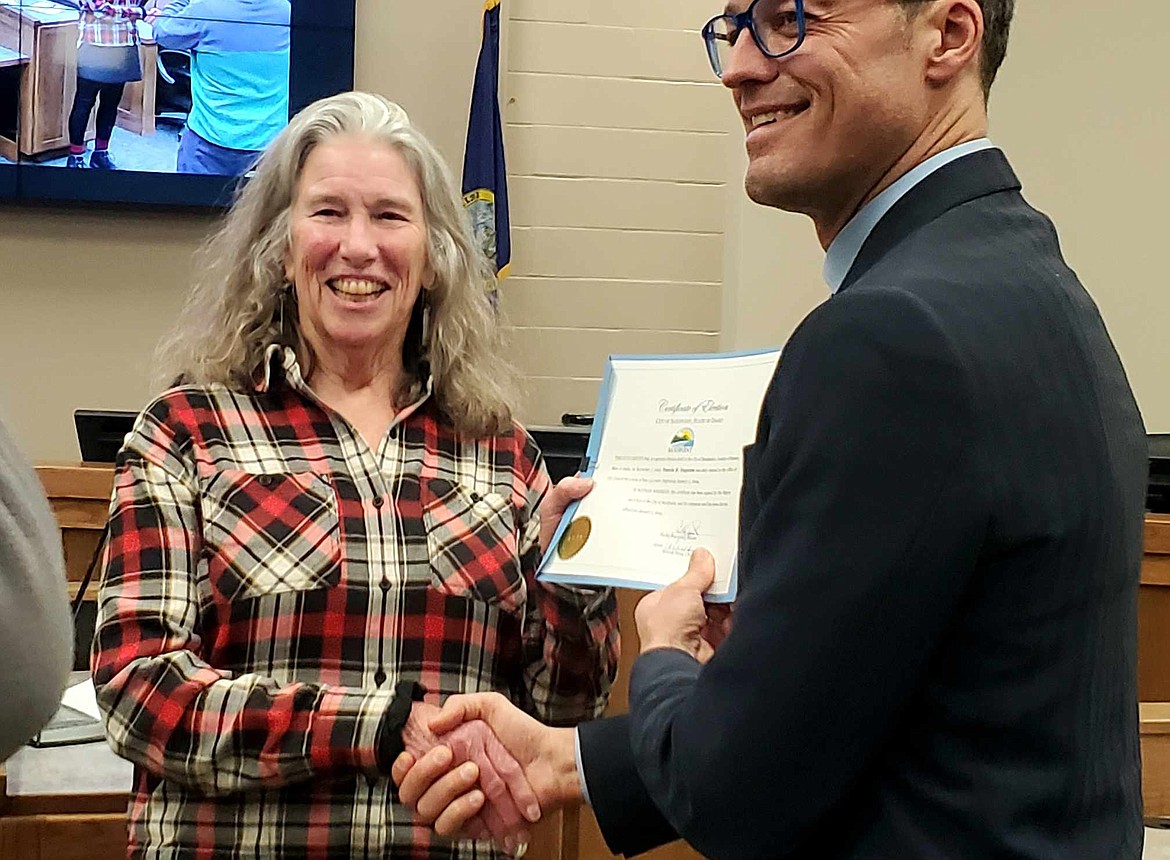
[421,295,431,350]
[278,285,293,342]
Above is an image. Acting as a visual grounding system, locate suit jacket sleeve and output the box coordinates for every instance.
[620,287,990,860]
[578,714,680,857]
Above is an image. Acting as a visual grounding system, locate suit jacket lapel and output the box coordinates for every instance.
[838,149,1023,292]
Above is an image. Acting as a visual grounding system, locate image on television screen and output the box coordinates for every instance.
[0,0,290,176]
[0,0,351,205]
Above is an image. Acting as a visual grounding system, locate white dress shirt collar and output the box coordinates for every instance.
[822,138,995,293]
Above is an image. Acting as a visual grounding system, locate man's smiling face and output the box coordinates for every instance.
[721,0,935,233]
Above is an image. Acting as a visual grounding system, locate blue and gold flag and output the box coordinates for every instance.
[462,0,510,304]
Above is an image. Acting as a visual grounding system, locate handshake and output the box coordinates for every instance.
[394,692,581,855]
[392,546,730,853]
[386,475,596,852]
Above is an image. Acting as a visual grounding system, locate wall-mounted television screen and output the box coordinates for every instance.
[0,0,353,208]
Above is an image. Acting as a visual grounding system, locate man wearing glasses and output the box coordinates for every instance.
[393,2,1146,858]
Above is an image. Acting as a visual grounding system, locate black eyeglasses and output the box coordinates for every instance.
[702,0,807,79]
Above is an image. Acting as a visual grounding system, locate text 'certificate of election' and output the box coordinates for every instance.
[538,350,780,601]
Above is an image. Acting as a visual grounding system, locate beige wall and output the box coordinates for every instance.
[2,0,1168,462]
[501,0,729,425]
[0,207,207,461]
[994,0,1170,432]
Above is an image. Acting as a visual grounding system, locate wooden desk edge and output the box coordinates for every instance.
[35,464,115,501]
[1147,515,1170,556]
[1141,702,1170,734]
[1,764,126,818]
[2,791,128,817]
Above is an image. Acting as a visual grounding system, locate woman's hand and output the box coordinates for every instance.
[537,476,594,557]
[401,701,539,852]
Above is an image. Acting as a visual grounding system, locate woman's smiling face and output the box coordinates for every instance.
[285,135,433,364]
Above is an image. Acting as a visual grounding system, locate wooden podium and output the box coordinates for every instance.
[1141,515,1170,819]
[35,464,113,600]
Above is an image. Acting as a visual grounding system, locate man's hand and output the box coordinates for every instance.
[702,601,734,654]
[393,693,580,843]
[401,701,540,851]
[634,548,720,661]
[537,476,593,557]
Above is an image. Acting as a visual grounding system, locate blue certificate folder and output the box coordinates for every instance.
[536,348,781,603]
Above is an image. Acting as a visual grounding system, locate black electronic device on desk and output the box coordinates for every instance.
[71,409,135,673]
[1150,434,1170,514]
[28,675,104,748]
[75,409,136,463]
[529,423,591,484]
[28,700,104,748]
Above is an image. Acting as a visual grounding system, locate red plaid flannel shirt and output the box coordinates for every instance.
[91,348,619,860]
[78,0,143,47]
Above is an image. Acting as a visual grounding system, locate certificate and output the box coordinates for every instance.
[537,349,780,602]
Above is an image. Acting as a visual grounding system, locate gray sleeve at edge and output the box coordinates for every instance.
[0,416,73,761]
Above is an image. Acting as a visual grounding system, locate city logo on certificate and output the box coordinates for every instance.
[669,428,695,453]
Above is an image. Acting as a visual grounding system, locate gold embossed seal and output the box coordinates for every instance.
[557,516,592,560]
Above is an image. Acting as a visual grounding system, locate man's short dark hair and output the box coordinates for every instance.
[897,0,1015,98]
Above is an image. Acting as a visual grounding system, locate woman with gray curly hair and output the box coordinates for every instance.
[90,91,619,860]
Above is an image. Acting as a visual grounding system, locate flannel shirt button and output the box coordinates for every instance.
[372,495,385,508]
[470,492,481,502]
[257,474,275,488]
[380,579,391,592]
[374,669,387,687]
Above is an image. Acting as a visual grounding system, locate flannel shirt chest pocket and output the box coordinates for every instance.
[200,469,341,601]
[422,477,524,613]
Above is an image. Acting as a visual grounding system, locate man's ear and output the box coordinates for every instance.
[922,0,983,89]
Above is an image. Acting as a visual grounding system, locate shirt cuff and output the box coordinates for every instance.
[574,727,592,806]
[311,686,397,775]
[374,680,427,773]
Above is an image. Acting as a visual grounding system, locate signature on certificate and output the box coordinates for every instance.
[659,521,702,555]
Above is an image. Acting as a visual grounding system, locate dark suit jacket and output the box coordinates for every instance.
[577,149,1147,859]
